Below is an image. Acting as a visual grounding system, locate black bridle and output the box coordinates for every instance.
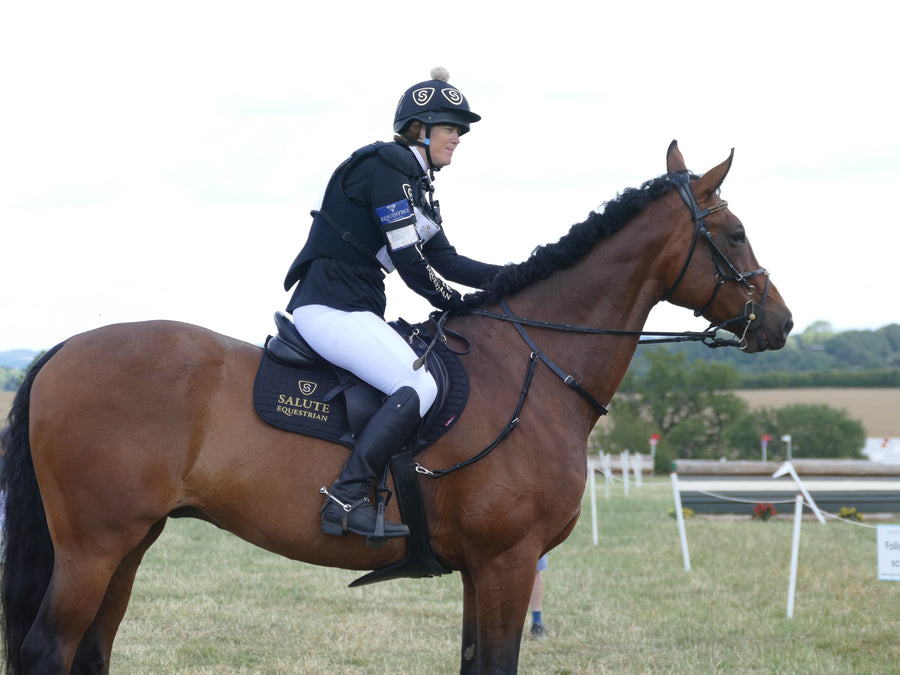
[413,174,775,477]
[456,173,774,414]
[467,171,772,348]
[664,171,771,346]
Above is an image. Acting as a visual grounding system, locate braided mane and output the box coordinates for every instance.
[465,172,680,308]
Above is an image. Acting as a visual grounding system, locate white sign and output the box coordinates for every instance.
[877,525,900,580]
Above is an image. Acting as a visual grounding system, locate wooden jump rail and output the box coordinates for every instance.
[672,459,900,515]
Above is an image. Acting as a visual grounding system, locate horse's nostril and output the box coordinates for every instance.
[784,315,794,336]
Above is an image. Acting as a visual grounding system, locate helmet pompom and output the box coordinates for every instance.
[430,66,450,83]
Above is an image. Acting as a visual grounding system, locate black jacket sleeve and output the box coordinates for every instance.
[364,162,465,310]
[363,144,499,310]
[389,243,466,310]
[424,229,502,289]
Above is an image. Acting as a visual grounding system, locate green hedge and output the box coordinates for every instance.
[737,369,900,389]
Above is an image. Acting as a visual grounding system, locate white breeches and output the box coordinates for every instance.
[292,304,437,417]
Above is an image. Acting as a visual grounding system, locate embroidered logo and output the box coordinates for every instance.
[440,88,464,106]
[376,199,412,226]
[274,378,330,422]
[412,87,435,106]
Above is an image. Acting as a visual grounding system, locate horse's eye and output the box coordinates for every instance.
[729,230,746,245]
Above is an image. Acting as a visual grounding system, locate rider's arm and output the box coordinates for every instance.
[369,168,465,310]
[423,229,501,290]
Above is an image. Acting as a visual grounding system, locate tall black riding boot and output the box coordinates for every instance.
[320,386,419,542]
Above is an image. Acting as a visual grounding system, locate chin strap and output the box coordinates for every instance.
[412,125,438,180]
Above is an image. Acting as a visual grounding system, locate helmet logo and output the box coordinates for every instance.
[441,88,464,106]
[412,87,435,106]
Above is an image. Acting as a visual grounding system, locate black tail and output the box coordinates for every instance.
[2,343,65,675]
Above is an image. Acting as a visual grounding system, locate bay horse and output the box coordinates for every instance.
[2,142,792,674]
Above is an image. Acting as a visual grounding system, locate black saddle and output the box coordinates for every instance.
[252,311,470,586]
[254,311,466,451]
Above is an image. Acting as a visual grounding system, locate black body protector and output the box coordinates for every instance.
[284,141,498,317]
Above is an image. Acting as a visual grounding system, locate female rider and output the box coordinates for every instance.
[283,68,500,545]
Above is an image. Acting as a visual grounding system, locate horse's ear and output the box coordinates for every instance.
[666,140,687,173]
[696,148,735,196]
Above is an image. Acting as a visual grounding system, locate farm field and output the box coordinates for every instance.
[1,390,13,421]
[735,387,900,438]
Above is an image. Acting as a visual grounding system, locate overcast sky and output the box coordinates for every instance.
[2,1,898,352]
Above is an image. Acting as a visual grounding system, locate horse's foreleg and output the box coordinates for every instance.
[465,555,536,674]
[71,520,168,675]
[459,571,479,674]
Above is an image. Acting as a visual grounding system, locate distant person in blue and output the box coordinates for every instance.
[530,554,548,638]
[283,68,500,545]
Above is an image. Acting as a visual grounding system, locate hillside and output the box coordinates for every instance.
[0,349,38,369]
[630,322,900,386]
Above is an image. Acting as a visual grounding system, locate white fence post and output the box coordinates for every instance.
[602,452,611,499]
[670,472,691,572]
[787,494,804,618]
[588,457,599,546]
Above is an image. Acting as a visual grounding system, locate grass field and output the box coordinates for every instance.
[6,486,896,674]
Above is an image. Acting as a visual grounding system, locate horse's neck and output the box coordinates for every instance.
[505,221,669,417]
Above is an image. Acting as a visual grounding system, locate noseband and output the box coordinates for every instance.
[663,171,771,349]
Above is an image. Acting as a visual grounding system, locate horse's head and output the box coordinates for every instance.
[661,141,793,352]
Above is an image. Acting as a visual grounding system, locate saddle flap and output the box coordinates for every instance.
[255,312,470,454]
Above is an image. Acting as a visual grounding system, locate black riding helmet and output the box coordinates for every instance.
[393,67,481,136]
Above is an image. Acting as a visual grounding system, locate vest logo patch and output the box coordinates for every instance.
[376,200,412,226]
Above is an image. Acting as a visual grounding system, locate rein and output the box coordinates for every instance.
[414,173,774,478]
[413,303,738,479]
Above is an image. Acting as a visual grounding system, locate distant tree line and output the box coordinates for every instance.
[1,351,46,391]
[1,366,22,391]
[592,346,867,472]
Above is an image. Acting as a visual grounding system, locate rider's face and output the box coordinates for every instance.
[419,125,461,169]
